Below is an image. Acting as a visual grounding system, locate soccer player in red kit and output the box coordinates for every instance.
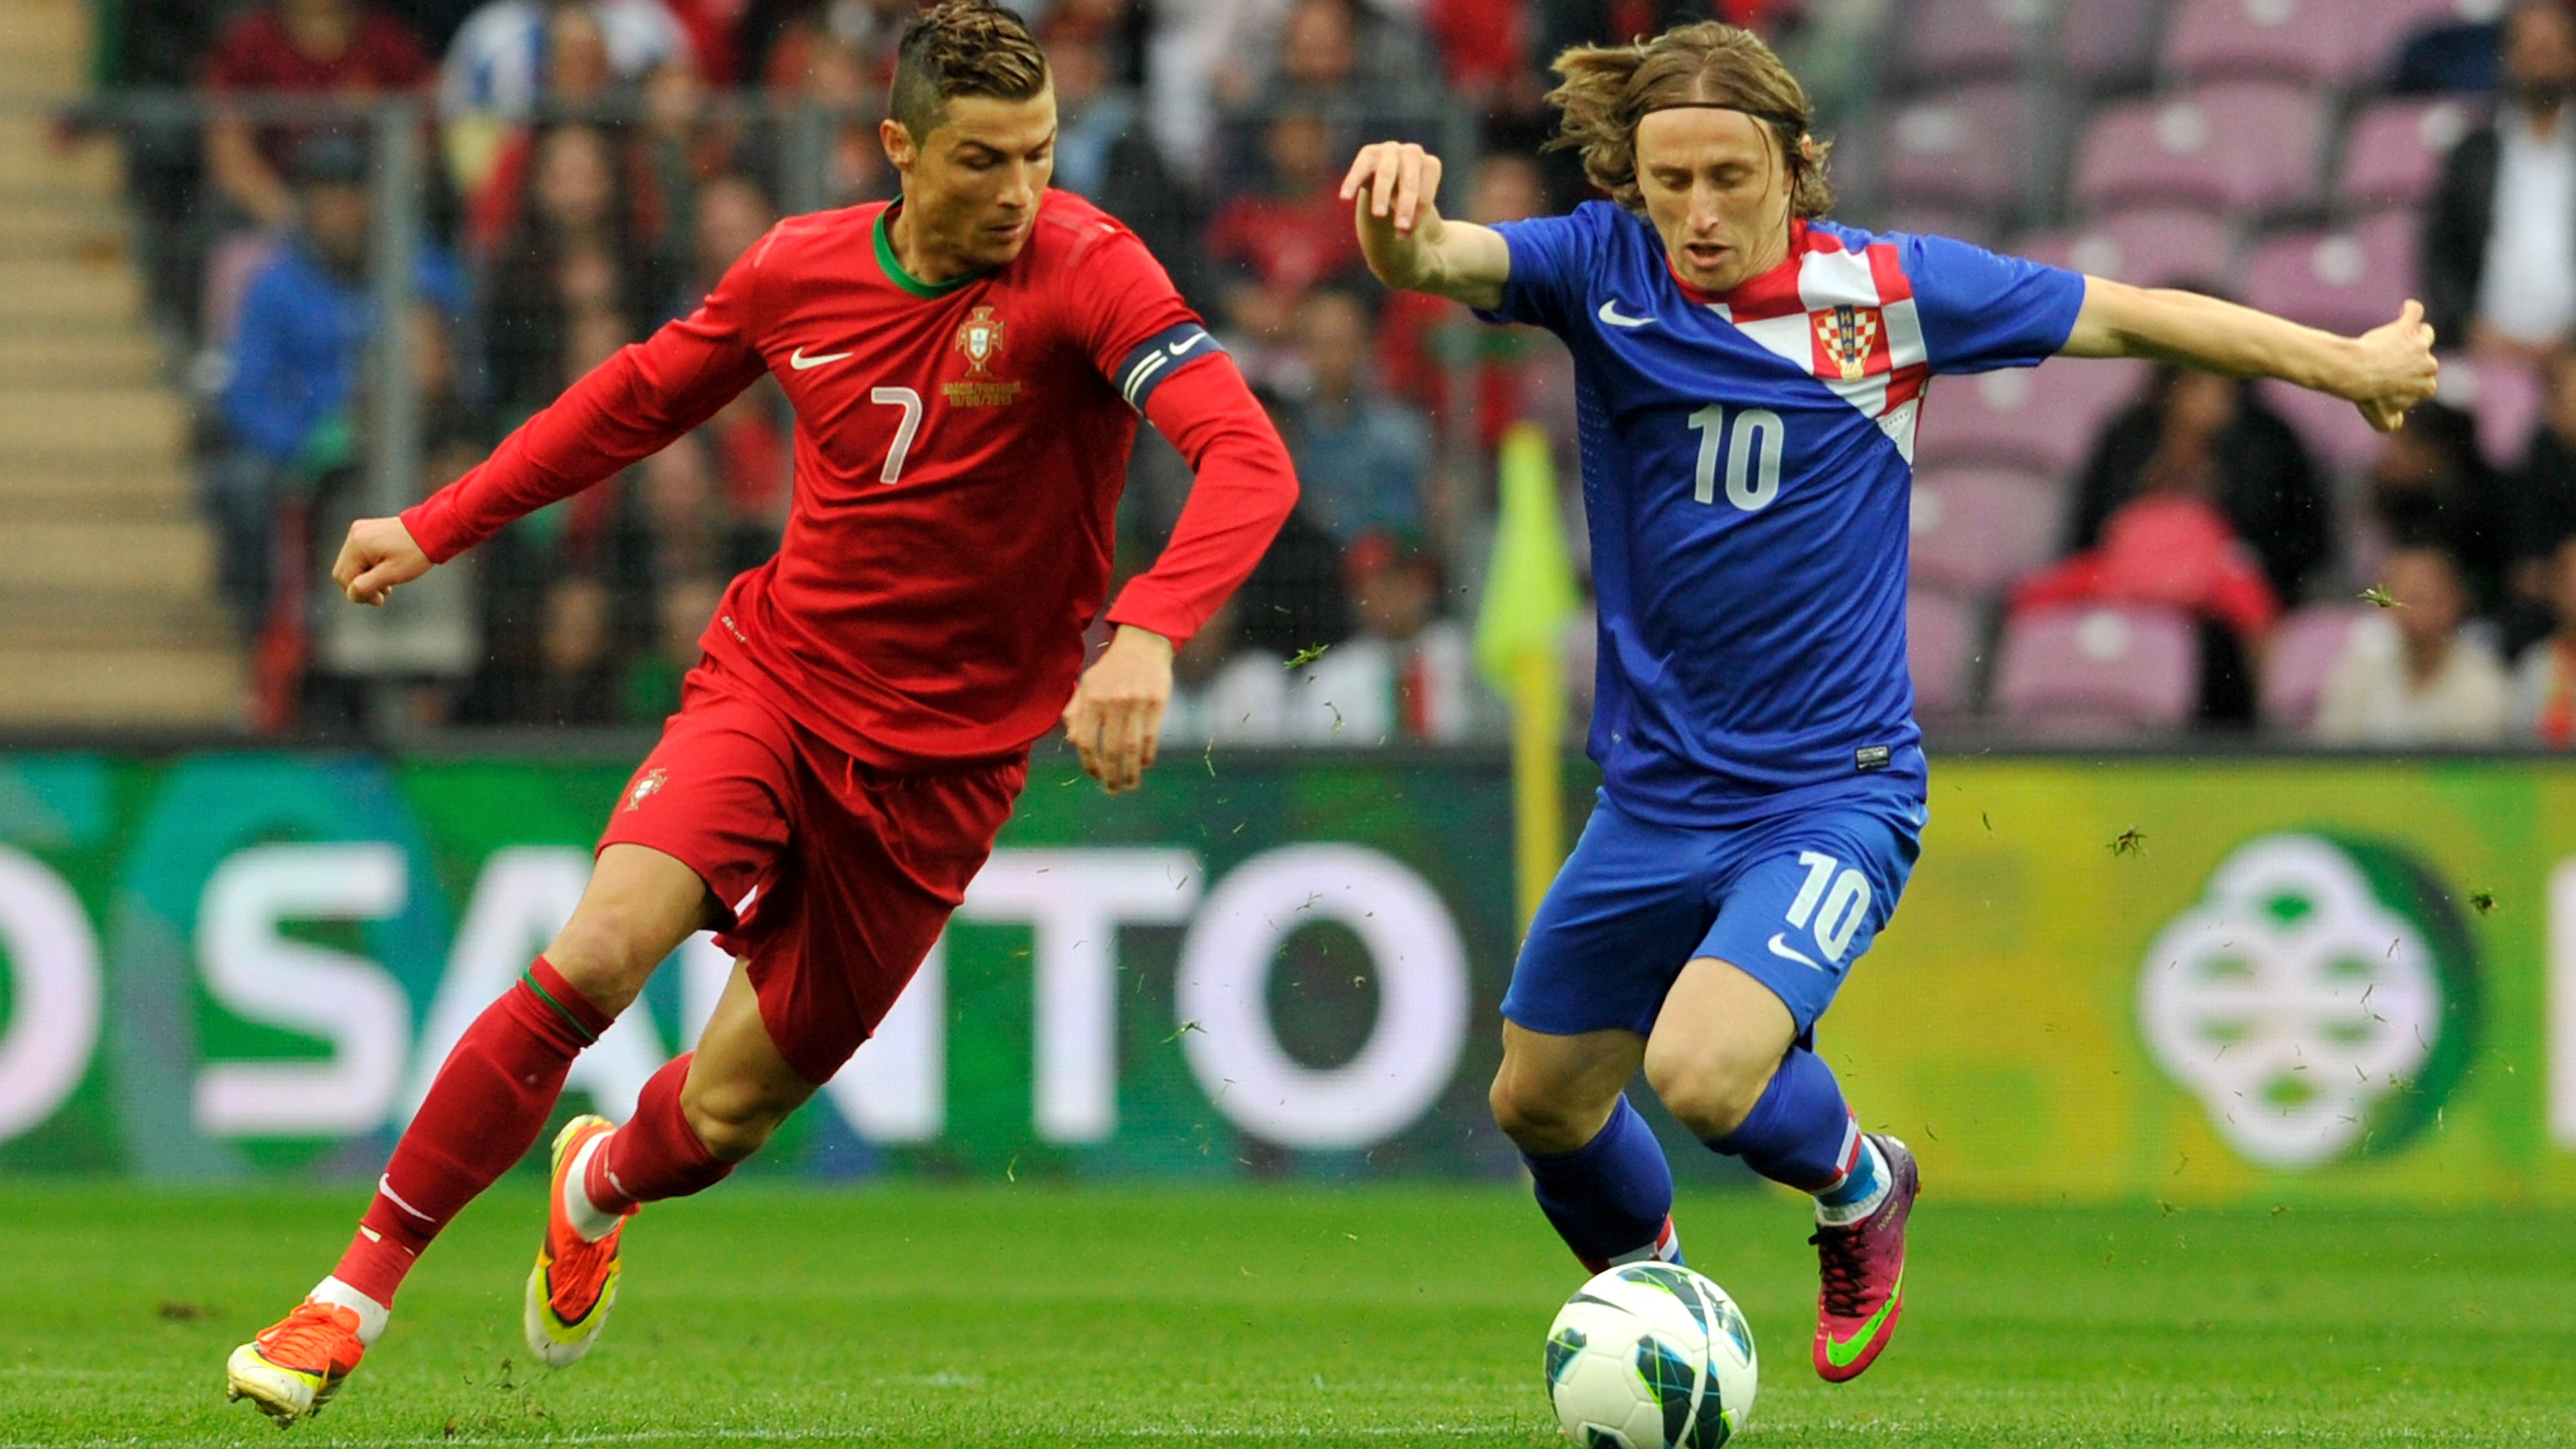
[224,1,1298,1424]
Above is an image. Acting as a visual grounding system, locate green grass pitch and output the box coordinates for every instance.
[0,1183,2563,1446]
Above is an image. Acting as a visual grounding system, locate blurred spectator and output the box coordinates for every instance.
[482,123,677,416]
[440,0,698,190]
[752,0,911,92]
[2067,366,2328,607]
[1048,29,1209,308]
[1162,597,1295,745]
[204,0,432,229]
[1321,532,1479,743]
[214,133,463,631]
[1376,153,1560,452]
[661,0,754,83]
[1235,490,1358,659]
[2507,349,2576,606]
[1280,288,1434,543]
[2313,543,2512,746]
[2363,402,2511,606]
[2423,0,2576,362]
[532,573,623,724]
[2010,492,2281,726]
[1206,110,1366,377]
[672,172,797,526]
[762,8,901,204]
[2393,12,2507,95]
[623,573,728,720]
[1425,0,1540,120]
[2513,533,2576,743]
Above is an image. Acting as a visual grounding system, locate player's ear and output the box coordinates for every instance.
[880,116,917,175]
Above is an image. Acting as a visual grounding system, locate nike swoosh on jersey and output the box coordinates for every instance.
[789,347,854,370]
[1596,299,1655,328]
[1165,333,1213,359]
[1766,932,1825,971]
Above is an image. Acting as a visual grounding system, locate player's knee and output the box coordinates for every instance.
[1488,1070,1600,1155]
[542,912,664,1013]
[1643,1047,1771,1141]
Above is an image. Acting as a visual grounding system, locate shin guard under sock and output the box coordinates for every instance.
[331,957,614,1307]
[1704,1046,1861,1193]
[1522,1095,1683,1273]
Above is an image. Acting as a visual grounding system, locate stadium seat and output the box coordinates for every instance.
[2335,97,2475,215]
[1884,83,2028,215]
[1898,0,2042,88]
[2241,213,2418,339]
[2072,84,2328,219]
[2063,0,2169,94]
[2014,208,2240,288]
[1915,357,2150,477]
[1910,466,2067,597]
[1908,587,1983,718]
[1992,603,2202,736]
[2259,602,2368,731]
[1882,203,2005,248]
[2256,377,2388,475]
[2439,354,2549,472]
[2160,0,2373,90]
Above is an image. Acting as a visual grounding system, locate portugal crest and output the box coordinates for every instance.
[954,305,1006,375]
[623,767,668,812]
[1814,304,1880,383]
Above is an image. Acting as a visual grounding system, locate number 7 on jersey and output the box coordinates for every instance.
[872,386,922,485]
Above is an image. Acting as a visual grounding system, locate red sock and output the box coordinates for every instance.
[586,1053,734,1217]
[331,956,615,1307]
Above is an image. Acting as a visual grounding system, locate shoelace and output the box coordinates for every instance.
[1807,1225,1871,1320]
[258,1304,358,1368]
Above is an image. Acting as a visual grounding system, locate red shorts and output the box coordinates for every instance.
[598,657,1026,1083]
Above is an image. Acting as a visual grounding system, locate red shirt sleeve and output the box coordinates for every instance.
[401,231,774,561]
[1103,360,1298,646]
[1061,222,1298,646]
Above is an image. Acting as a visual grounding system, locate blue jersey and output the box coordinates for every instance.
[1479,204,2086,827]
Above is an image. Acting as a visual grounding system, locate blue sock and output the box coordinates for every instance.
[1814,1135,1884,1213]
[1522,1095,1683,1271]
[1705,1046,1860,1192]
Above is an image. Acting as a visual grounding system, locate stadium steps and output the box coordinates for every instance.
[0,648,246,728]
[0,0,87,104]
[0,0,244,731]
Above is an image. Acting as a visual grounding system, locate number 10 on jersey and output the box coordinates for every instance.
[1687,404,1786,512]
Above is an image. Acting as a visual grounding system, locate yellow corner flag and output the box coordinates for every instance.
[1473,422,1580,932]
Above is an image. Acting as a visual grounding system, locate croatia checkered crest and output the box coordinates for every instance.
[1544,1263,1757,1448]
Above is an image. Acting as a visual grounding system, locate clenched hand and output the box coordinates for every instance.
[331,516,433,606]
[1062,625,1175,794]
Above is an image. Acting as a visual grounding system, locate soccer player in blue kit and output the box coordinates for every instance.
[1343,22,2439,1381]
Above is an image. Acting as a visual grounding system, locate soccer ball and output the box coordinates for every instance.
[1543,1262,1757,1449]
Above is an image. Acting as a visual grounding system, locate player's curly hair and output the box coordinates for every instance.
[1545,21,1832,220]
[890,0,1051,142]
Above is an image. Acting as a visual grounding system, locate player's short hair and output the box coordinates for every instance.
[890,0,1051,144]
[1545,21,1832,220]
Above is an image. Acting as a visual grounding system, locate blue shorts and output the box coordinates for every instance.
[1500,789,1925,1040]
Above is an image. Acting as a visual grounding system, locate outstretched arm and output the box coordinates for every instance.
[2060,277,2439,433]
[335,246,775,605]
[1339,142,1513,310]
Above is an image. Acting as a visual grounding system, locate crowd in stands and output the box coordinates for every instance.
[82,0,2576,749]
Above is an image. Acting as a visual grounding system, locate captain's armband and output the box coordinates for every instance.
[1113,324,1227,413]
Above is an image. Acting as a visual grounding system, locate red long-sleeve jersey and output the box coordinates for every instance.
[404,191,1297,769]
